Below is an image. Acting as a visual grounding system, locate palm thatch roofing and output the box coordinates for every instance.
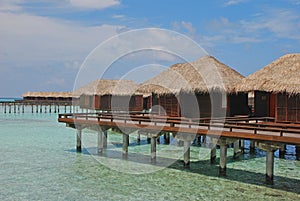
[22,92,73,98]
[73,79,142,97]
[236,53,300,95]
[140,55,244,95]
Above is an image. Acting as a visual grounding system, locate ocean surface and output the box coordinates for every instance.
[0,105,300,200]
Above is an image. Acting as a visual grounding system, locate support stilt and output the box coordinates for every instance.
[103,130,108,148]
[164,133,170,144]
[123,134,129,158]
[279,145,286,158]
[151,137,156,162]
[76,128,82,152]
[266,150,274,185]
[98,130,103,155]
[250,140,255,153]
[183,140,190,167]
[233,140,240,159]
[137,133,141,144]
[219,145,227,177]
[239,140,244,153]
[296,145,300,160]
[210,145,217,164]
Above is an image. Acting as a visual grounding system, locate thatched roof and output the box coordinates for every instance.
[139,55,244,95]
[22,92,73,98]
[73,79,142,97]
[236,53,300,94]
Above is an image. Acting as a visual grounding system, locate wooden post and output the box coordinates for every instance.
[9,105,11,113]
[49,104,52,113]
[147,137,151,143]
[103,130,108,149]
[210,145,217,164]
[57,105,60,113]
[44,105,47,113]
[76,128,82,152]
[151,137,156,162]
[164,133,170,144]
[137,133,141,144]
[219,145,227,176]
[279,144,286,158]
[4,103,6,113]
[184,140,190,167]
[13,103,16,113]
[156,136,160,144]
[123,133,129,158]
[22,104,24,113]
[98,130,103,155]
[36,105,38,113]
[233,140,240,159]
[266,150,274,185]
[39,104,42,113]
[54,105,57,113]
[250,140,255,153]
[239,140,244,153]
[296,145,300,160]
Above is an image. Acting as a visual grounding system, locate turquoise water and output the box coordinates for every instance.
[0,107,300,200]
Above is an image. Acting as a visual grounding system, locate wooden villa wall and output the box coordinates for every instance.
[254,91,271,117]
[143,96,152,111]
[24,96,73,102]
[228,93,249,116]
[79,94,143,111]
[151,92,249,118]
[276,93,300,122]
[151,94,180,116]
[110,95,143,111]
[79,95,93,109]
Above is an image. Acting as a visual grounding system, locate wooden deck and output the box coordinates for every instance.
[58,112,300,184]
[58,112,300,145]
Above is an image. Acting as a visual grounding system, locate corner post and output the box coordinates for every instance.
[97,130,103,155]
[76,127,82,152]
[184,140,190,167]
[151,137,157,162]
[266,150,274,185]
[219,144,227,176]
[123,133,129,158]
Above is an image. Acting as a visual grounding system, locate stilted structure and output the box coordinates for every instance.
[236,53,300,123]
[140,55,249,118]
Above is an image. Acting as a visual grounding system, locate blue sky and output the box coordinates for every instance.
[0,0,300,97]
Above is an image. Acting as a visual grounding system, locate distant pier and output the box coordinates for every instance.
[0,100,78,114]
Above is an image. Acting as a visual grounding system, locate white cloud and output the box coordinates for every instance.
[203,8,300,47]
[69,0,120,10]
[224,0,247,6]
[0,12,123,64]
[0,0,23,12]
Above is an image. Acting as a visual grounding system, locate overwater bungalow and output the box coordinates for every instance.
[22,92,74,103]
[140,55,249,118]
[74,79,144,112]
[236,53,300,123]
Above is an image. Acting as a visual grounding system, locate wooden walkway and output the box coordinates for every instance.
[58,112,300,145]
[58,112,300,184]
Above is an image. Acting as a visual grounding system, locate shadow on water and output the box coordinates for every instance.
[66,145,300,194]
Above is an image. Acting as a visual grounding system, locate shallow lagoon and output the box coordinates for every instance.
[0,110,299,200]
